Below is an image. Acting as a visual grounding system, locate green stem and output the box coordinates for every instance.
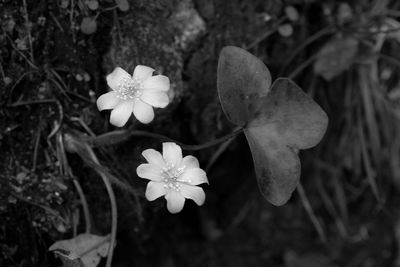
[86,147,117,267]
[71,178,91,233]
[91,128,244,151]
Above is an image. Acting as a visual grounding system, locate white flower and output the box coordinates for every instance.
[97,66,170,127]
[136,142,209,213]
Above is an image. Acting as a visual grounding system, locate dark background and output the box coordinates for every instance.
[1,0,400,266]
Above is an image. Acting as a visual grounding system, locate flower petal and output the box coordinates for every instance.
[133,65,154,81]
[109,100,134,127]
[179,168,208,185]
[142,149,165,168]
[142,75,170,91]
[96,91,119,111]
[180,184,206,206]
[133,99,154,124]
[136,163,162,181]
[145,181,167,201]
[141,91,169,108]
[180,156,199,170]
[165,191,185,213]
[163,142,182,166]
[106,67,131,91]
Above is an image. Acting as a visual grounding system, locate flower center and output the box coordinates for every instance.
[115,76,143,100]
[161,163,186,191]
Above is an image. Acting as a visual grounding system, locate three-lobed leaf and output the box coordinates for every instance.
[217,46,328,206]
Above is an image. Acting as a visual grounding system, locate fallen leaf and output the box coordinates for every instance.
[49,234,111,267]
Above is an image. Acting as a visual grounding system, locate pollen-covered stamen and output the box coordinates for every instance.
[115,76,144,100]
[161,163,186,191]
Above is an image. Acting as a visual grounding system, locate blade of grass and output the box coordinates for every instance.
[297,182,327,243]
[358,122,380,202]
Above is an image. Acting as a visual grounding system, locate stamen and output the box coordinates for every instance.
[161,163,186,191]
[115,76,143,100]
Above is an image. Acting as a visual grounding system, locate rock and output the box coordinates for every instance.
[104,0,206,102]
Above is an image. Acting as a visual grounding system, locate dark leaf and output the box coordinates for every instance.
[217,46,328,206]
[217,46,272,126]
[245,78,328,205]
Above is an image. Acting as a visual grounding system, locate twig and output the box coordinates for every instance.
[7,98,57,107]
[32,124,41,171]
[49,11,64,32]
[4,34,37,70]
[48,69,72,100]
[70,0,76,43]
[22,0,34,64]
[6,189,66,223]
[8,71,38,98]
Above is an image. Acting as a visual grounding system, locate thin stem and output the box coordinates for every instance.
[288,53,319,80]
[90,128,244,151]
[205,126,242,172]
[86,147,117,267]
[245,16,287,50]
[72,177,92,233]
[205,138,235,172]
[5,34,37,70]
[279,26,334,76]
[173,128,244,150]
[59,131,92,233]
